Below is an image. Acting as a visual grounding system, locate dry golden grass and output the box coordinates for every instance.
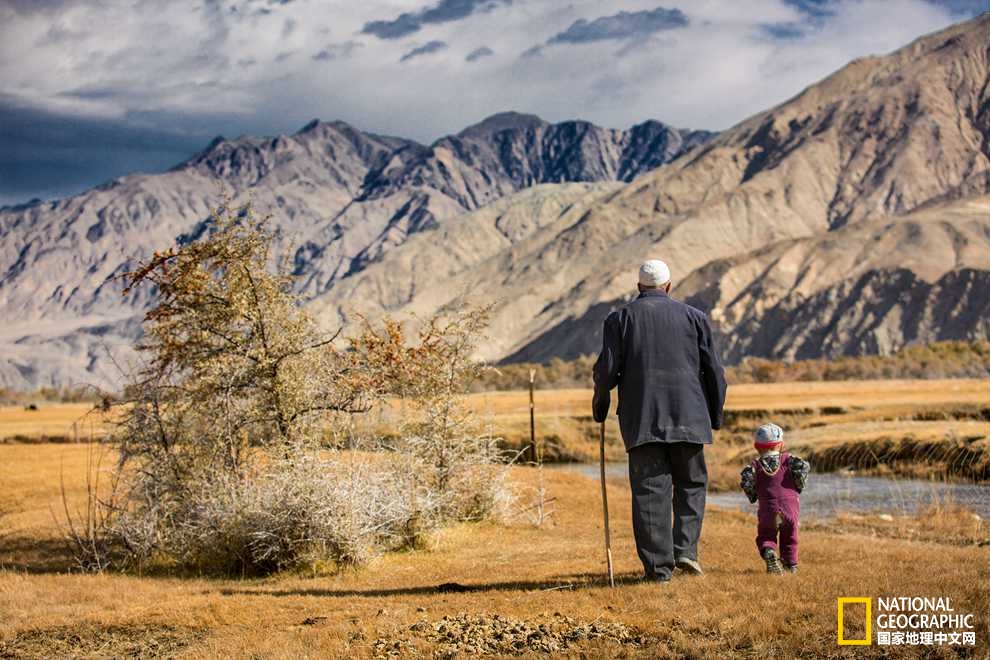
[723,378,990,410]
[810,504,987,546]
[7,379,990,489]
[6,378,989,444]
[789,421,990,447]
[1,444,989,658]
[0,403,108,442]
[0,443,107,545]
[466,379,990,418]
[467,381,990,478]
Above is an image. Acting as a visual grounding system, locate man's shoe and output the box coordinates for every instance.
[641,572,672,583]
[762,547,783,575]
[674,556,703,576]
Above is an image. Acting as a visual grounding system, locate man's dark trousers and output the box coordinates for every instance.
[628,441,707,579]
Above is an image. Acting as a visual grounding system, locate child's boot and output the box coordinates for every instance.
[762,547,783,575]
[784,564,798,573]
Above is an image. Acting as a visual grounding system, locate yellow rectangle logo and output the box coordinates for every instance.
[838,597,872,645]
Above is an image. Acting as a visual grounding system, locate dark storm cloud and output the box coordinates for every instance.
[361,13,420,39]
[61,85,122,101]
[546,6,688,45]
[781,0,835,19]
[400,40,448,62]
[362,0,511,40]
[0,99,214,207]
[775,0,990,24]
[761,0,990,43]
[520,44,543,59]
[928,0,990,14]
[311,41,363,62]
[465,46,494,62]
[3,0,79,14]
[759,22,808,39]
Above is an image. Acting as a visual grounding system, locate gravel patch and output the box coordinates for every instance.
[372,612,652,658]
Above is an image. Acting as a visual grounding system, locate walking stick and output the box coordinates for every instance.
[599,421,615,588]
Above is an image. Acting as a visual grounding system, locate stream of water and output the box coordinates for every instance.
[547,463,990,520]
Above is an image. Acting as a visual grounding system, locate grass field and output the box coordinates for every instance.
[468,378,990,417]
[6,378,988,435]
[0,403,105,442]
[465,380,990,483]
[5,379,990,486]
[1,379,989,657]
[1,442,988,658]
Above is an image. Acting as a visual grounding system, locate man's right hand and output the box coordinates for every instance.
[592,388,610,424]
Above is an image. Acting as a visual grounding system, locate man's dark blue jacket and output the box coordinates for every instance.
[592,289,727,450]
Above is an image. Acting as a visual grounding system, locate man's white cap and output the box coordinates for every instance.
[638,259,671,287]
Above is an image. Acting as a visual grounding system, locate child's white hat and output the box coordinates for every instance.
[754,423,784,449]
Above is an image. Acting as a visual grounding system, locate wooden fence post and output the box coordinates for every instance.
[529,368,538,464]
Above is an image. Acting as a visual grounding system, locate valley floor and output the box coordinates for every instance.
[1,445,988,658]
[3,378,990,489]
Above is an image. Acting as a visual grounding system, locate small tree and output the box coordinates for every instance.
[120,199,371,458]
[351,310,513,522]
[68,198,511,574]
[109,200,382,563]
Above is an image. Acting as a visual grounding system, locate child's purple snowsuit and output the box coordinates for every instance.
[751,452,800,566]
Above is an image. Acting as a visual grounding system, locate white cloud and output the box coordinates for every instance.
[0,0,974,143]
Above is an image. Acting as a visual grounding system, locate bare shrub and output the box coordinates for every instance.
[351,311,517,525]
[55,442,127,571]
[76,198,512,575]
[163,455,430,574]
[516,464,556,528]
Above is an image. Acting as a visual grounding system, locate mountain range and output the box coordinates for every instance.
[2,13,989,389]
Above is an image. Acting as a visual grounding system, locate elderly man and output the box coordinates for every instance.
[593,259,727,582]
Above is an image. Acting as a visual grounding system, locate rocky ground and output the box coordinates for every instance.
[0,623,205,658]
[371,612,651,658]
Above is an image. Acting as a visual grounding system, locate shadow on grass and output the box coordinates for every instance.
[216,571,655,598]
[0,535,78,574]
[0,536,649,588]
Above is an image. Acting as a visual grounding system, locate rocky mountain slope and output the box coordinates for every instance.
[0,113,707,388]
[310,13,990,364]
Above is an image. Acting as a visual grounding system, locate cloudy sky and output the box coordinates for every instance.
[1,0,988,206]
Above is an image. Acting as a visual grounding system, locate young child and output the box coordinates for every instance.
[740,423,810,574]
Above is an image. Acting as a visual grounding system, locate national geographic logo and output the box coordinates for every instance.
[838,597,977,647]
[837,598,871,645]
